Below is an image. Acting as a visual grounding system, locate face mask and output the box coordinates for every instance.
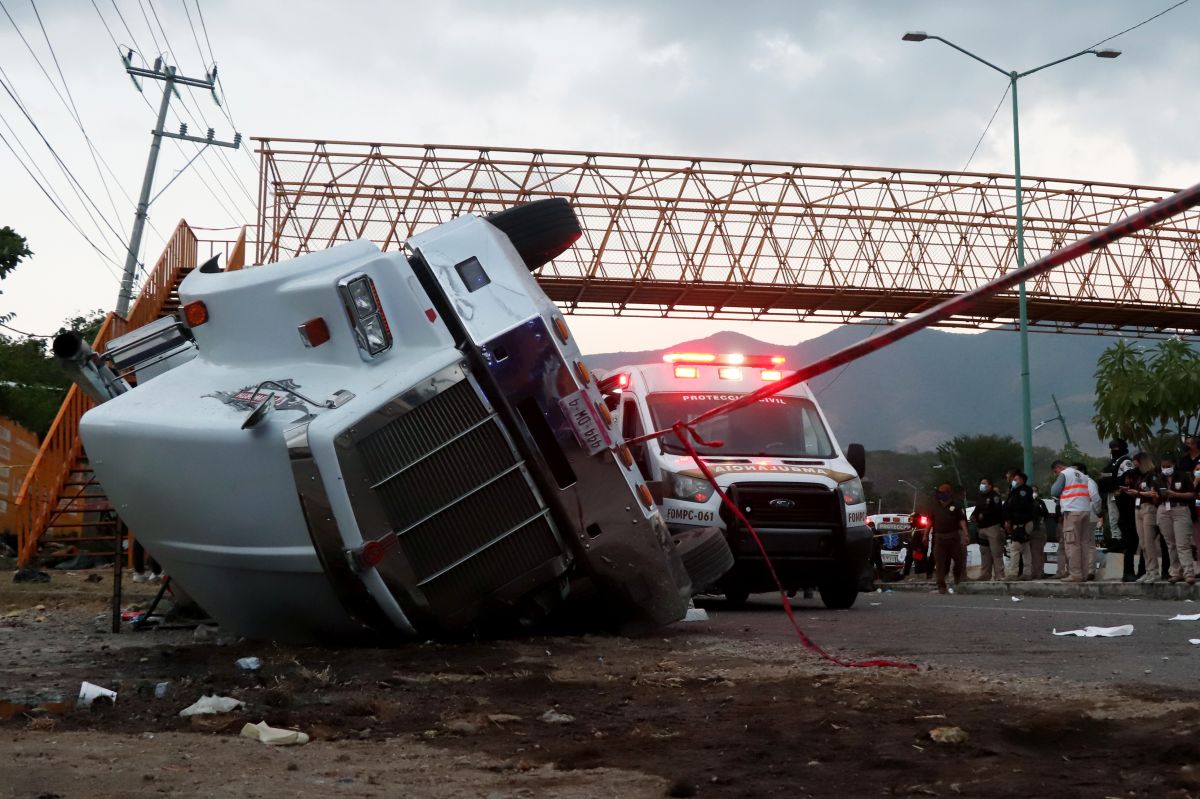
[935,492,949,502]
[1193,470,1200,479]
[1163,467,1175,476]
[979,483,988,494]
[1032,490,1039,498]
[1011,480,1019,489]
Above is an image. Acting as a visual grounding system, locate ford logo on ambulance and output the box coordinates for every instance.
[768,498,796,509]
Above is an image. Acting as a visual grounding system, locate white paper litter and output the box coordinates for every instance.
[683,608,709,622]
[1189,639,1200,645]
[179,694,245,717]
[77,681,117,708]
[1169,613,1200,621]
[1052,624,1134,638]
[1011,597,1021,602]
[240,720,308,746]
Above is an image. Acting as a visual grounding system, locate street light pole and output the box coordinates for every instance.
[897,479,920,513]
[902,32,1120,480]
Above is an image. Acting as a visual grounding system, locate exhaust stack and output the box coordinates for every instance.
[52,332,129,405]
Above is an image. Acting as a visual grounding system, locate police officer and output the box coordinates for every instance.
[971,477,1006,581]
[1129,452,1163,583]
[931,483,967,594]
[1115,467,1142,581]
[1156,454,1196,584]
[1005,472,1038,579]
[1099,439,1135,573]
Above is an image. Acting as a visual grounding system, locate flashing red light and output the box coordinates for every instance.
[617,373,629,389]
[916,515,930,528]
[664,352,717,364]
[664,352,786,368]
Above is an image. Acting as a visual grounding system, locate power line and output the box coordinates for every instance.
[0,68,127,265]
[94,2,245,229]
[962,84,1010,172]
[193,0,259,173]
[1088,0,1192,49]
[0,122,124,279]
[28,0,128,239]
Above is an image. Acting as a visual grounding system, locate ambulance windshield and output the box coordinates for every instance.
[646,393,835,458]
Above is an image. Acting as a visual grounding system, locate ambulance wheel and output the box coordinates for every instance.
[673,526,734,594]
[486,198,582,271]
[818,579,859,610]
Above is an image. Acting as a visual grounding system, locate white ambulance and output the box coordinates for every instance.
[600,352,871,609]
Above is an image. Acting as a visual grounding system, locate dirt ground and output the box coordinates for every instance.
[4,570,1200,798]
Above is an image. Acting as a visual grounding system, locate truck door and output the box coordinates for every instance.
[621,396,655,482]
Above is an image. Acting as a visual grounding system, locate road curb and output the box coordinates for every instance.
[880,578,1200,601]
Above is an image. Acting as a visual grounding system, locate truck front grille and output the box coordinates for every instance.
[723,482,841,531]
[348,376,563,622]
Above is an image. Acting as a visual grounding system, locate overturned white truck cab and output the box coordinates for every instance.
[66,200,732,642]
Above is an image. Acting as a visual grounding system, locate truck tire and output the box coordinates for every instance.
[818,579,859,610]
[673,526,734,594]
[486,198,582,271]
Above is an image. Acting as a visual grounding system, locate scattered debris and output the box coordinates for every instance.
[683,607,709,622]
[77,681,117,708]
[235,657,263,671]
[442,718,481,735]
[487,713,523,725]
[539,709,575,724]
[1052,625,1134,638]
[1189,639,1200,646]
[154,682,171,699]
[240,720,309,746]
[192,625,215,642]
[84,573,103,583]
[1169,613,1200,621]
[13,569,49,584]
[179,695,244,717]
[929,726,968,744]
[1011,596,1022,602]
[914,714,947,720]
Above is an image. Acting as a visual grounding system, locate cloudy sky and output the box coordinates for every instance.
[1,0,1197,352]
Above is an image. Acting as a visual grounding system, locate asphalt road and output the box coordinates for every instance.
[697,589,1200,690]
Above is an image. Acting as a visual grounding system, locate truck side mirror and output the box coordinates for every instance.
[846,443,866,478]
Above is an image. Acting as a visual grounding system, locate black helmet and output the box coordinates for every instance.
[1108,438,1128,454]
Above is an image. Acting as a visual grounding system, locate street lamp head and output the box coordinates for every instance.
[902,31,929,42]
[1094,49,1121,59]
[1034,420,1048,431]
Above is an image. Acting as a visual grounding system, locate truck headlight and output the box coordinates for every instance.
[670,473,714,504]
[839,477,865,506]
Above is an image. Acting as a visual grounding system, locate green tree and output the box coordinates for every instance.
[0,309,105,437]
[0,226,31,280]
[1094,338,1200,457]
[927,434,1023,503]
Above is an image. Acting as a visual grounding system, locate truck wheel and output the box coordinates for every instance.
[486,198,582,271]
[673,526,734,594]
[818,579,859,610]
[724,589,750,606]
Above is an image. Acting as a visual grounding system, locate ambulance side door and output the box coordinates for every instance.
[621,394,656,482]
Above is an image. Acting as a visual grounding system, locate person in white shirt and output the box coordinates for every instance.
[1050,460,1103,582]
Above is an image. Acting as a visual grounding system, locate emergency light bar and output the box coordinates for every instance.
[663,352,786,368]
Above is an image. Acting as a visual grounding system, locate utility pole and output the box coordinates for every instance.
[116,54,241,317]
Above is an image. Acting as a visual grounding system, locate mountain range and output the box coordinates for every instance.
[583,326,1113,455]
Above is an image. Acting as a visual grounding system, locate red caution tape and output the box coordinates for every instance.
[671,422,918,671]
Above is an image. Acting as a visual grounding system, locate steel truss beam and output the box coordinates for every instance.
[254,139,1200,337]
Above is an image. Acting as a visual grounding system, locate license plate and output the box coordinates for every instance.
[882,551,903,564]
[559,390,611,456]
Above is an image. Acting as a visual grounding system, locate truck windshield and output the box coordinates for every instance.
[646,393,835,458]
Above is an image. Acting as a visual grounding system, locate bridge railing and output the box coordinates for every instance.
[14,221,199,566]
[253,139,1200,335]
